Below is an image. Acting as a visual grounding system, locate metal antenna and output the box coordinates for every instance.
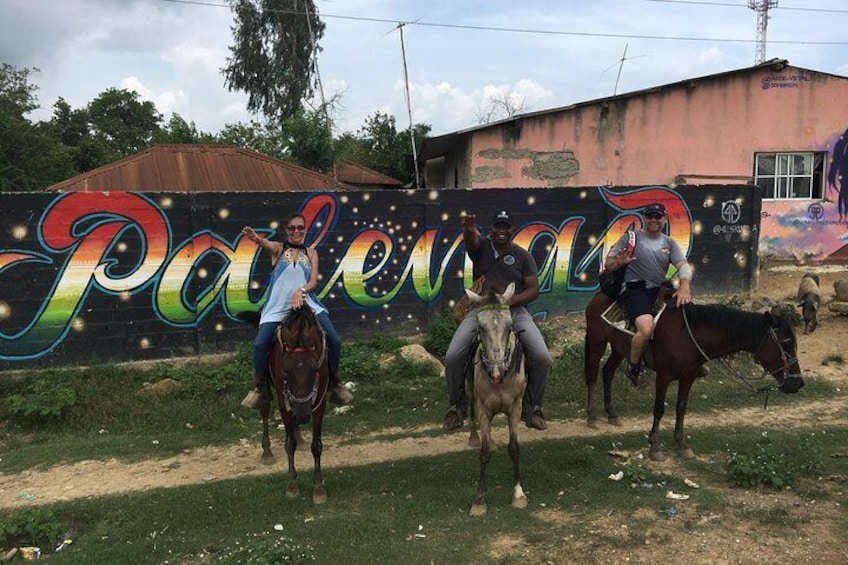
[397,23,421,189]
[748,0,778,64]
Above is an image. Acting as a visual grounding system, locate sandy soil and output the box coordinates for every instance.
[1,264,847,564]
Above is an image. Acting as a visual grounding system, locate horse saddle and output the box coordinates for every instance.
[600,297,668,338]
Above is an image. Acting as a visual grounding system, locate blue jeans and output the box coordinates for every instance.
[252,311,342,385]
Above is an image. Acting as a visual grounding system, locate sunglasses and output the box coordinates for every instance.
[645,213,665,220]
[287,225,306,232]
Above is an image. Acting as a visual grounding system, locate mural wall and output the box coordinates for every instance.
[759,127,848,262]
[0,185,757,368]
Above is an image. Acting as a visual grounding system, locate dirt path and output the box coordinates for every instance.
[2,393,845,510]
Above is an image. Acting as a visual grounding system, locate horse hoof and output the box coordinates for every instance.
[469,503,487,517]
[677,447,696,459]
[587,419,601,429]
[512,495,528,509]
[313,489,327,505]
[467,434,481,448]
[649,450,667,462]
[608,416,622,427]
[260,453,276,466]
[286,484,299,498]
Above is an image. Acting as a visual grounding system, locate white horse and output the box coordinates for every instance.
[465,282,528,517]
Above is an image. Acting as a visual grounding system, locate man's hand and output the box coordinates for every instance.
[292,288,305,310]
[674,283,692,307]
[242,226,259,242]
[461,213,476,230]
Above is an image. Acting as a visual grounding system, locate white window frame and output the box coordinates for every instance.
[755,151,824,200]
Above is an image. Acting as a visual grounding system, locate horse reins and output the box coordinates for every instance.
[276,326,329,413]
[474,304,522,383]
[681,307,796,404]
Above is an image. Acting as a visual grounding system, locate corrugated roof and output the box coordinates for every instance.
[48,144,351,192]
[335,161,402,186]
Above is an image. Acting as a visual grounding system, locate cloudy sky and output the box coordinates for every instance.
[2,0,847,137]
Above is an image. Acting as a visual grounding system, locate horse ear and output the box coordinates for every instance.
[499,282,515,305]
[465,288,483,304]
[280,326,294,344]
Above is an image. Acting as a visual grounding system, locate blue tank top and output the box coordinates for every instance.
[259,246,328,325]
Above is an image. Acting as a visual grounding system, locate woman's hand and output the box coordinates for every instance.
[242,226,259,243]
[291,287,305,310]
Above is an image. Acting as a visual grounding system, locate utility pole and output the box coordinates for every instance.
[748,0,778,64]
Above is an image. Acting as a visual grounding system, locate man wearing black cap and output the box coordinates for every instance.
[604,201,692,387]
[442,210,552,431]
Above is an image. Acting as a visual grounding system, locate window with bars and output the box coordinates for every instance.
[754,152,825,200]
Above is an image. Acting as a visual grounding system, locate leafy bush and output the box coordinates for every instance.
[622,464,651,484]
[718,295,746,310]
[340,343,382,382]
[0,508,64,549]
[776,303,802,328]
[425,308,457,359]
[6,375,77,421]
[726,437,822,489]
[216,538,315,564]
[821,353,844,366]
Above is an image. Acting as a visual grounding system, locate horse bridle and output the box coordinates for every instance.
[276,327,329,413]
[475,304,522,382]
[682,308,801,397]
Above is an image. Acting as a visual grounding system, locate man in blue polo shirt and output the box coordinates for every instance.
[442,210,552,431]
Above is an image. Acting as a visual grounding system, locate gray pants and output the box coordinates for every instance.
[444,305,552,417]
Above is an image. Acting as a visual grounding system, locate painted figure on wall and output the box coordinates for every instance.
[828,127,848,220]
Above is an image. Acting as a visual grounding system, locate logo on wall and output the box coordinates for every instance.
[721,201,741,224]
[807,202,825,221]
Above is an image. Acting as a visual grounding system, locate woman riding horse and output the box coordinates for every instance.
[241,213,351,409]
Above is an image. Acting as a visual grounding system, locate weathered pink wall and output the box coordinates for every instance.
[464,65,848,261]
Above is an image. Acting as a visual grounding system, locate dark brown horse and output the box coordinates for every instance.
[259,305,330,503]
[464,283,528,516]
[585,292,804,460]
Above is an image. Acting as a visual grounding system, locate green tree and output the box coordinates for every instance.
[0,64,74,191]
[155,113,215,144]
[346,112,431,185]
[216,120,287,160]
[223,0,325,123]
[281,107,335,172]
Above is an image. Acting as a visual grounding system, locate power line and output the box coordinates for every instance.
[159,0,848,46]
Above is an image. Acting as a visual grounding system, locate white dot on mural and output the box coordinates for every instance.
[457,270,464,277]
[340,195,349,204]
[197,268,208,279]
[0,301,9,319]
[692,221,703,235]
[250,281,261,290]
[579,272,588,282]
[316,222,323,228]
[116,242,128,252]
[120,291,131,301]
[441,213,449,222]
[407,314,413,319]
[527,196,536,205]
[337,281,343,288]
[215,322,224,331]
[337,236,344,242]
[442,238,449,244]
[588,235,597,245]
[382,304,389,309]
[140,338,151,349]
[363,193,371,201]
[390,205,396,211]
[389,228,395,234]
[270,221,279,229]
[160,197,173,208]
[12,225,27,240]
[360,314,366,320]
[579,190,587,199]
[218,208,230,219]
[387,316,392,322]
[702,256,711,264]
[735,197,744,205]
[71,317,85,332]
[428,190,439,201]
[411,221,418,229]
[329,293,336,299]
[704,196,715,208]
[400,245,407,252]
[375,319,381,325]
[448,300,456,308]
[352,207,359,214]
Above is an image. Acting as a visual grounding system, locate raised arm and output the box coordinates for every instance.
[242,226,283,262]
[461,213,481,253]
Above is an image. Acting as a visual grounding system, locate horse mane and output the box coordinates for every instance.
[281,306,319,347]
[682,303,773,352]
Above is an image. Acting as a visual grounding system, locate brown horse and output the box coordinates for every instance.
[464,283,528,517]
[259,305,330,504]
[584,292,804,460]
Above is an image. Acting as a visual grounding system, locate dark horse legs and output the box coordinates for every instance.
[648,371,697,461]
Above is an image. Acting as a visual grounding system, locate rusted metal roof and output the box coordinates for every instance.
[48,144,351,192]
[335,161,402,187]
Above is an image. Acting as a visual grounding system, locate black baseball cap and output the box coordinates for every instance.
[492,210,512,226]
[644,202,667,216]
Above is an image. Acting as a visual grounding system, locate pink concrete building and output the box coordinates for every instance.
[420,59,848,262]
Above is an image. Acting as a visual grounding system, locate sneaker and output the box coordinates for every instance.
[442,408,464,432]
[525,410,548,430]
[240,388,263,409]
[625,362,648,388]
[329,385,354,406]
